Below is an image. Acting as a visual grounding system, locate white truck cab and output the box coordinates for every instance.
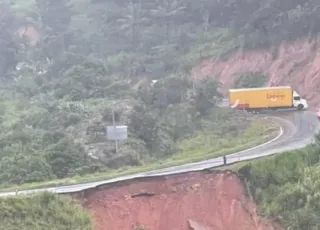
[293,91,308,110]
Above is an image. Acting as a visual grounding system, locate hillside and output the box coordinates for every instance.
[0,0,281,189]
[194,38,320,109]
[73,136,320,230]
[1,0,320,230]
[74,171,278,230]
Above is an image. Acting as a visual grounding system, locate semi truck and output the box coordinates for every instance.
[228,86,308,111]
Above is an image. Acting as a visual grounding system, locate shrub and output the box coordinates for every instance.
[0,192,91,230]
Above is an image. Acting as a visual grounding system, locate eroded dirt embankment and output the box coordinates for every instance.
[74,171,278,230]
[73,37,320,230]
[194,37,320,110]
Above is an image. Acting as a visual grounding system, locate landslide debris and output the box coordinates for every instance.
[74,171,278,230]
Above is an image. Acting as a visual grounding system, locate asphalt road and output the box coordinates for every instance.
[0,108,318,197]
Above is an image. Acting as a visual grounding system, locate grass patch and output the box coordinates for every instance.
[0,117,280,193]
[174,119,276,162]
[0,192,91,230]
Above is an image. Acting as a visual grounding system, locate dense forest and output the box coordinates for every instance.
[0,0,286,187]
[0,0,318,181]
[1,0,320,229]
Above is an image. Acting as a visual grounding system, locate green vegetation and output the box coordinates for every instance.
[0,63,276,191]
[0,110,278,193]
[233,72,267,89]
[237,134,320,229]
[0,192,91,230]
[0,0,289,190]
[1,0,320,228]
[134,226,147,230]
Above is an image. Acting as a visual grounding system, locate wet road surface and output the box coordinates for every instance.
[0,108,318,197]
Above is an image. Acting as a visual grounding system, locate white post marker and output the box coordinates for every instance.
[112,108,118,154]
[107,110,128,155]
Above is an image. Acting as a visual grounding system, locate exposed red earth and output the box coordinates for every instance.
[74,171,279,230]
[74,37,320,230]
[194,37,320,110]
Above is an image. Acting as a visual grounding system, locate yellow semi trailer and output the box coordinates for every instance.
[228,86,308,111]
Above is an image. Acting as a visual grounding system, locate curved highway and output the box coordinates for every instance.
[0,108,318,197]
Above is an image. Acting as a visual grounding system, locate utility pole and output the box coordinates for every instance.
[107,101,127,155]
[112,108,118,154]
[192,71,196,95]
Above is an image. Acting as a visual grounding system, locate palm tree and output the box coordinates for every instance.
[0,1,19,77]
[149,0,186,42]
[36,0,72,34]
[116,0,150,48]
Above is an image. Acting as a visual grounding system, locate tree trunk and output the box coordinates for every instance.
[165,18,170,42]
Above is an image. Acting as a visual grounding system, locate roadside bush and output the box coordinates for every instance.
[239,136,320,229]
[0,192,91,230]
[0,153,54,185]
[233,72,267,89]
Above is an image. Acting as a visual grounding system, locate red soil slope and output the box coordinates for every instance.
[194,37,320,110]
[74,37,320,230]
[74,171,278,230]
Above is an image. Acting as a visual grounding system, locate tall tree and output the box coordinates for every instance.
[36,0,72,34]
[116,0,150,48]
[0,1,19,78]
[36,0,73,60]
[192,78,222,116]
[149,0,186,42]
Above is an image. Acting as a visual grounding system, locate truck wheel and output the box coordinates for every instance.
[297,104,304,110]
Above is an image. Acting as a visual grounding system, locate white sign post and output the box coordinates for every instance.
[106,109,128,154]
